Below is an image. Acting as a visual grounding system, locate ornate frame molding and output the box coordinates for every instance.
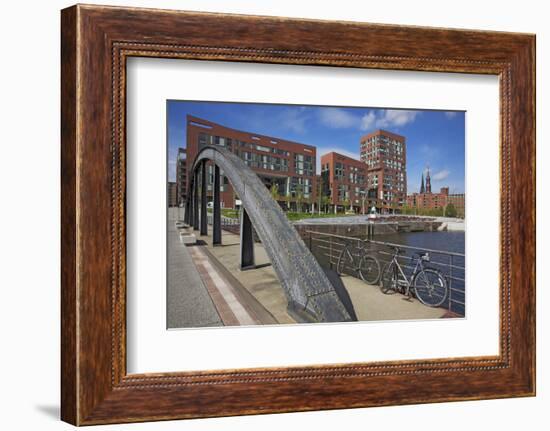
[61,5,535,425]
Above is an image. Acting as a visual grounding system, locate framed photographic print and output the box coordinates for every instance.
[61,4,536,425]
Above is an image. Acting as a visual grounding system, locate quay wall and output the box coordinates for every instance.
[294,220,444,243]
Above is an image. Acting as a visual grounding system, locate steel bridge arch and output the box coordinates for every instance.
[186,146,352,323]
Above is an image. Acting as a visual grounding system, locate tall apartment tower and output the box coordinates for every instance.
[359,129,407,213]
[176,148,187,206]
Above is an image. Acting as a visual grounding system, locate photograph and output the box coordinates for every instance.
[167,101,466,329]
[0,0,541,428]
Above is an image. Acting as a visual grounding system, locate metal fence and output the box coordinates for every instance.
[206,214,239,227]
[305,230,465,316]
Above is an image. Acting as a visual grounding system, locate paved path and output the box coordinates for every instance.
[342,275,447,321]
[168,221,278,328]
[188,245,278,326]
[167,222,222,329]
[168,221,447,329]
[201,229,447,323]
[199,227,295,325]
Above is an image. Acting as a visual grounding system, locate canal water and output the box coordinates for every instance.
[375,231,465,316]
[379,231,465,255]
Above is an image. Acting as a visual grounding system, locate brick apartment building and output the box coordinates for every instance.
[447,193,465,218]
[360,130,407,213]
[175,148,187,206]
[406,169,465,217]
[185,115,317,210]
[320,152,371,213]
[167,182,178,207]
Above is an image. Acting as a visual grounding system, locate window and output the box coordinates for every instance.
[290,177,312,198]
[338,184,349,201]
[334,162,344,180]
[294,154,304,175]
[198,132,210,147]
[256,144,271,152]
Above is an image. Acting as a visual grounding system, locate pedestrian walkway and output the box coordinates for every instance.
[168,221,448,329]
[340,274,447,321]
[199,228,296,325]
[188,245,266,326]
[167,222,222,329]
[200,228,447,323]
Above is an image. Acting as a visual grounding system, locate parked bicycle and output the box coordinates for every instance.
[336,239,381,285]
[380,246,448,307]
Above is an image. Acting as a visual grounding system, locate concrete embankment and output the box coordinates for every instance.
[293,217,444,242]
[434,217,465,232]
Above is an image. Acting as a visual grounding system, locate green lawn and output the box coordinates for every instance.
[221,208,240,219]
[284,212,355,221]
[209,207,355,221]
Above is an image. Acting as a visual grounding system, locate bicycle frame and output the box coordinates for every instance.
[388,251,426,296]
[340,241,367,270]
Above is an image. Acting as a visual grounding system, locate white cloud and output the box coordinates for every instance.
[360,111,376,130]
[444,111,458,119]
[238,107,311,135]
[278,108,309,134]
[375,110,419,128]
[318,108,359,129]
[316,108,419,132]
[432,169,450,181]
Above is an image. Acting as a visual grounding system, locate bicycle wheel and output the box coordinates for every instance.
[336,248,353,275]
[380,262,398,294]
[413,268,448,307]
[358,255,381,284]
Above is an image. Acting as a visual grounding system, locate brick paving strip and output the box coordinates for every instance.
[188,245,261,326]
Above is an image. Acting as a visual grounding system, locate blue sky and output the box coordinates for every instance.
[167,101,465,194]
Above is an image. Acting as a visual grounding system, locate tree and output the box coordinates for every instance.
[321,195,331,214]
[282,191,291,212]
[270,183,279,201]
[401,204,415,215]
[316,175,324,215]
[445,203,457,218]
[343,197,351,213]
[295,183,304,213]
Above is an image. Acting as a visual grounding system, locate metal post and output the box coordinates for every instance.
[329,236,333,270]
[448,255,453,312]
[187,190,193,226]
[213,165,222,245]
[200,161,208,236]
[193,169,199,230]
[184,195,190,225]
[240,208,255,269]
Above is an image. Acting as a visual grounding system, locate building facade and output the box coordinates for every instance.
[320,152,370,213]
[360,129,407,213]
[175,148,187,206]
[407,170,465,217]
[185,115,317,210]
[447,193,465,218]
[167,181,178,207]
[407,186,449,212]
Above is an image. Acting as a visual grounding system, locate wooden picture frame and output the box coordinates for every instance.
[61,4,535,425]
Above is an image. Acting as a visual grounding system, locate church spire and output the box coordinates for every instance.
[420,172,425,194]
[426,168,432,194]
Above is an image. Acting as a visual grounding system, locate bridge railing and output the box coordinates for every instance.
[304,230,465,316]
[206,213,240,227]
